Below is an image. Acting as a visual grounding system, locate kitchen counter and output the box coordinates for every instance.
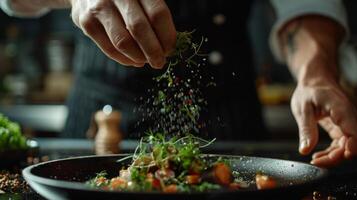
[1,139,357,199]
[0,104,298,138]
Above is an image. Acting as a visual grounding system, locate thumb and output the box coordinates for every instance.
[292,102,319,155]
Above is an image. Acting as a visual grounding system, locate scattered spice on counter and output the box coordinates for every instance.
[0,171,29,193]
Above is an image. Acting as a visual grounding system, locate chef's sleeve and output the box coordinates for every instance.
[269,0,348,63]
[269,0,357,85]
[0,0,50,18]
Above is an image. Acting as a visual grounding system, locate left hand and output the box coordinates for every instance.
[278,15,357,167]
[291,57,357,167]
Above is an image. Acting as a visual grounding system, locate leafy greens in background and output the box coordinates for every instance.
[0,114,27,151]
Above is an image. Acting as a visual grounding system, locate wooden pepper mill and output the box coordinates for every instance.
[94,105,122,155]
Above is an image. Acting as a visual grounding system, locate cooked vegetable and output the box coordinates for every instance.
[0,114,27,151]
[185,175,201,185]
[163,184,177,193]
[212,163,233,186]
[255,174,277,190]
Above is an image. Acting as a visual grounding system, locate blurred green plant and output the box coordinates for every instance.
[0,114,27,151]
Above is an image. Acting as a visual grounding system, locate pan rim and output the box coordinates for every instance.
[22,154,328,195]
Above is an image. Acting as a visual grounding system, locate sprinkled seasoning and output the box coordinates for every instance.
[135,31,215,137]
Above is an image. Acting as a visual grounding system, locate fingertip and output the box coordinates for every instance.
[344,150,352,159]
[149,57,166,69]
[312,153,319,159]
[346,136,357,157]
[299,139,311,155]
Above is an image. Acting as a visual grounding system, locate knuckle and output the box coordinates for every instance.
[149,6,170,23]
[113,35,132,51]
[301,102,310,113]
[79,14,96,34]
[332,109,344,125]
[290,96,303,116]
[299,126,312,135]
[126,19,148,37]
[88,1,110,15]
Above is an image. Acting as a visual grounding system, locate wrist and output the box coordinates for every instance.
[280,16,344,84]
[294,44,339,84]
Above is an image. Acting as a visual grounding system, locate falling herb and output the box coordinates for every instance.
[136,31,209,137]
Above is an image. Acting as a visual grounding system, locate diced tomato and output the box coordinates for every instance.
[163,184,177,193]
[229,182,241,190]
[110,177,127,188]
[146,173,161,190]
[185,175,201,185]
[213,163,233,186]
[255,174,277,190]
[152,178,161,189]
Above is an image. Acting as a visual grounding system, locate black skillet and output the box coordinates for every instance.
[22,154,327,200]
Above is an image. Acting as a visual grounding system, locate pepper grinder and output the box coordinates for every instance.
[94,105,122,155]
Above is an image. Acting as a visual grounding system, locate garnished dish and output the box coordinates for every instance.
[86,133,277,192]
[86,32,277,193]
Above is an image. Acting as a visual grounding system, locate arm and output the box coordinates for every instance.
[271,0,357,167]
[2,0,176,69]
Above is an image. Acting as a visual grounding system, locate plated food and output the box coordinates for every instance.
[86,133,276,193]
[22,154,327,200]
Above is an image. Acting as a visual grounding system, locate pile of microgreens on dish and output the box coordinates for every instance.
[86,32,250,192]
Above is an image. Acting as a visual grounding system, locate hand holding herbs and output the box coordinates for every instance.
[70,0,176,68]
[0,114,27,152]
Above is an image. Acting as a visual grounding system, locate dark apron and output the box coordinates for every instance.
[63,0,267,140]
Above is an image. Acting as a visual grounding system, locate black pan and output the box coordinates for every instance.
[22,154,327,200]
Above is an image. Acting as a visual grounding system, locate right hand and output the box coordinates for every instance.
[69,0,176,68]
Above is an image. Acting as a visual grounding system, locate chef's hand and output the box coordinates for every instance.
[69,0,176,68]
[279,15,357,167]
[290,60,357,167]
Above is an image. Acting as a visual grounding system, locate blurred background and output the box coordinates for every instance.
[0,0,356,140]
